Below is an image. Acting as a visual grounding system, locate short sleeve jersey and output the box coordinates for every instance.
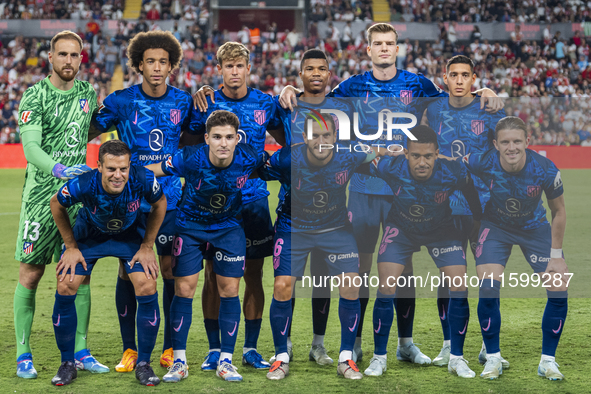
[372,155,470,234]
[162,143,264,231]
[190,88,280,204]
[463,149,563,230]
[92,84,198,211]
[56,166,163,234]
[259,146,291,232]
[18,77,98,204]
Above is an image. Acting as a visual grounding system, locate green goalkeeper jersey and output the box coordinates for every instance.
[18,77,97,205]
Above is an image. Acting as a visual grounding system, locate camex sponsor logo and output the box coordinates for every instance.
[215,251,245,263]
[246,235,273,248]
[327,252,359,263]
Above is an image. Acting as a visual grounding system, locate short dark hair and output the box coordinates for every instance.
[301,49,328,71]
[446,55,474,74]
[407,125,439,150]
[206,110,240,134]
[127,31,183,75]
[494,116,527,140]
[304,113,336,135]
[99,139,132,162]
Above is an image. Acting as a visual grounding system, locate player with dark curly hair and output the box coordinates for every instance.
[89,30,200,375]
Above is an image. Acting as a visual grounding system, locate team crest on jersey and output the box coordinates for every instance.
[79,99,89,113]
[254,110,266,125]
[61,186,71,198]
[527,185,541,197]
[335,170,348,185]
[128,199,140,212]
[434,191,449,204]
[400,90,413,105]
[236,175,248,189]
[20,111,33,123]
[23,242,34,255]
[170,109,181,125]
[471,120,485,136]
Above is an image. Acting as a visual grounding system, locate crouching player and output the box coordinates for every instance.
[49,140,167,386]
[260,115,385,380]
[464,116,568,380]
[146,110,266,383]
[365,126,482,378]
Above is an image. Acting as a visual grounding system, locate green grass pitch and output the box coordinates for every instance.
[0,168,589,393]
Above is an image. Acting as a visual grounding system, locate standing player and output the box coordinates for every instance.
[363,126,482,378]
[146,110,266,383]
[422,55,507,367]
[49,140,167,386]
[14,30,106,379]
[280,23,501,362]
[464,117,568,380]
[190,42,281,371]
[91,30,198,371]
[261,116,385,380]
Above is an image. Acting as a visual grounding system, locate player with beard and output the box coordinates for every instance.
[14,30,107,379]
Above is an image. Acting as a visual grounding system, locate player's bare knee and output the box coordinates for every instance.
[273,276,292,301]
[175,278,198,298]
[217,277,240,298]
[57,278,82,296]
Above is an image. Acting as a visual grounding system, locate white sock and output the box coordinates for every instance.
[311,334,324,347]
[443,340,451,347]
[173,350,187,364]
[287,336,292,348]
[209,348,221,353]
[243,347,256,355]
[339,350,353,363]
[276,352,290,363]
[220,352,233,363]
[372,353,387,361]
[449,354,463,361]
[354,337,362,348]
[398,337,413,346]
[487,351,501,359]
[541,354,556,363]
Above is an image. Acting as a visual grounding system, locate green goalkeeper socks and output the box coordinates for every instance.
[14,283,36,359]
[75,284,91,353]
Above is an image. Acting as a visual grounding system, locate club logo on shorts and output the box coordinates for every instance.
[400,90,413,105]
[432,248,439,257]
[128,199,140,212]
[530,254,537,263]
[61,186,71,198]
[23,242,34,255]
[254,110,266,125]
[505,198,521,213]
[409,204,424,217]
[328,254,337,263]
[215,251,223,261]
[107,219,123,231]
[527,185,541,197]
[236,175,248,189]
[471,120,485,135]
[20,111,32,123]
[170,109,181,125]
[79,99,89,113]
[210,194,227,209]
[434,191,449,204]
[335,170,348,185]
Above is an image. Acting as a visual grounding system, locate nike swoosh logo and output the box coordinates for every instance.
[148,310,158,326]
[438,122,442,135]
[91,206,97,214]
[459,320,468,335]
[440,309,446,320]
[132,111,138,125]
[552,320,562,334]
[228,322,238,336]
[402,306,411,319]
[20,330,25,345]
[374,319,381,334]
[319,300,328,315]
[395,186,401,196]
[482,317,491,332]
[174,316,184,332]
[120,305,127,317]
[280,317,290,336]
[348,314,358,332]
[291,111,298,123]
[53,314,61,327]
[364,91,369,104]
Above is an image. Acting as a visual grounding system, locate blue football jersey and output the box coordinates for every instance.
[330,69,448,196]
[259,146,291,232]
[261,144,370,232]
[162,143,265,231]
[57,166,163,235]
[463,149,564,230]
[425,97,506,216]
[92,84,198,211]
[191,88,281,204]
[371,155,470,234]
